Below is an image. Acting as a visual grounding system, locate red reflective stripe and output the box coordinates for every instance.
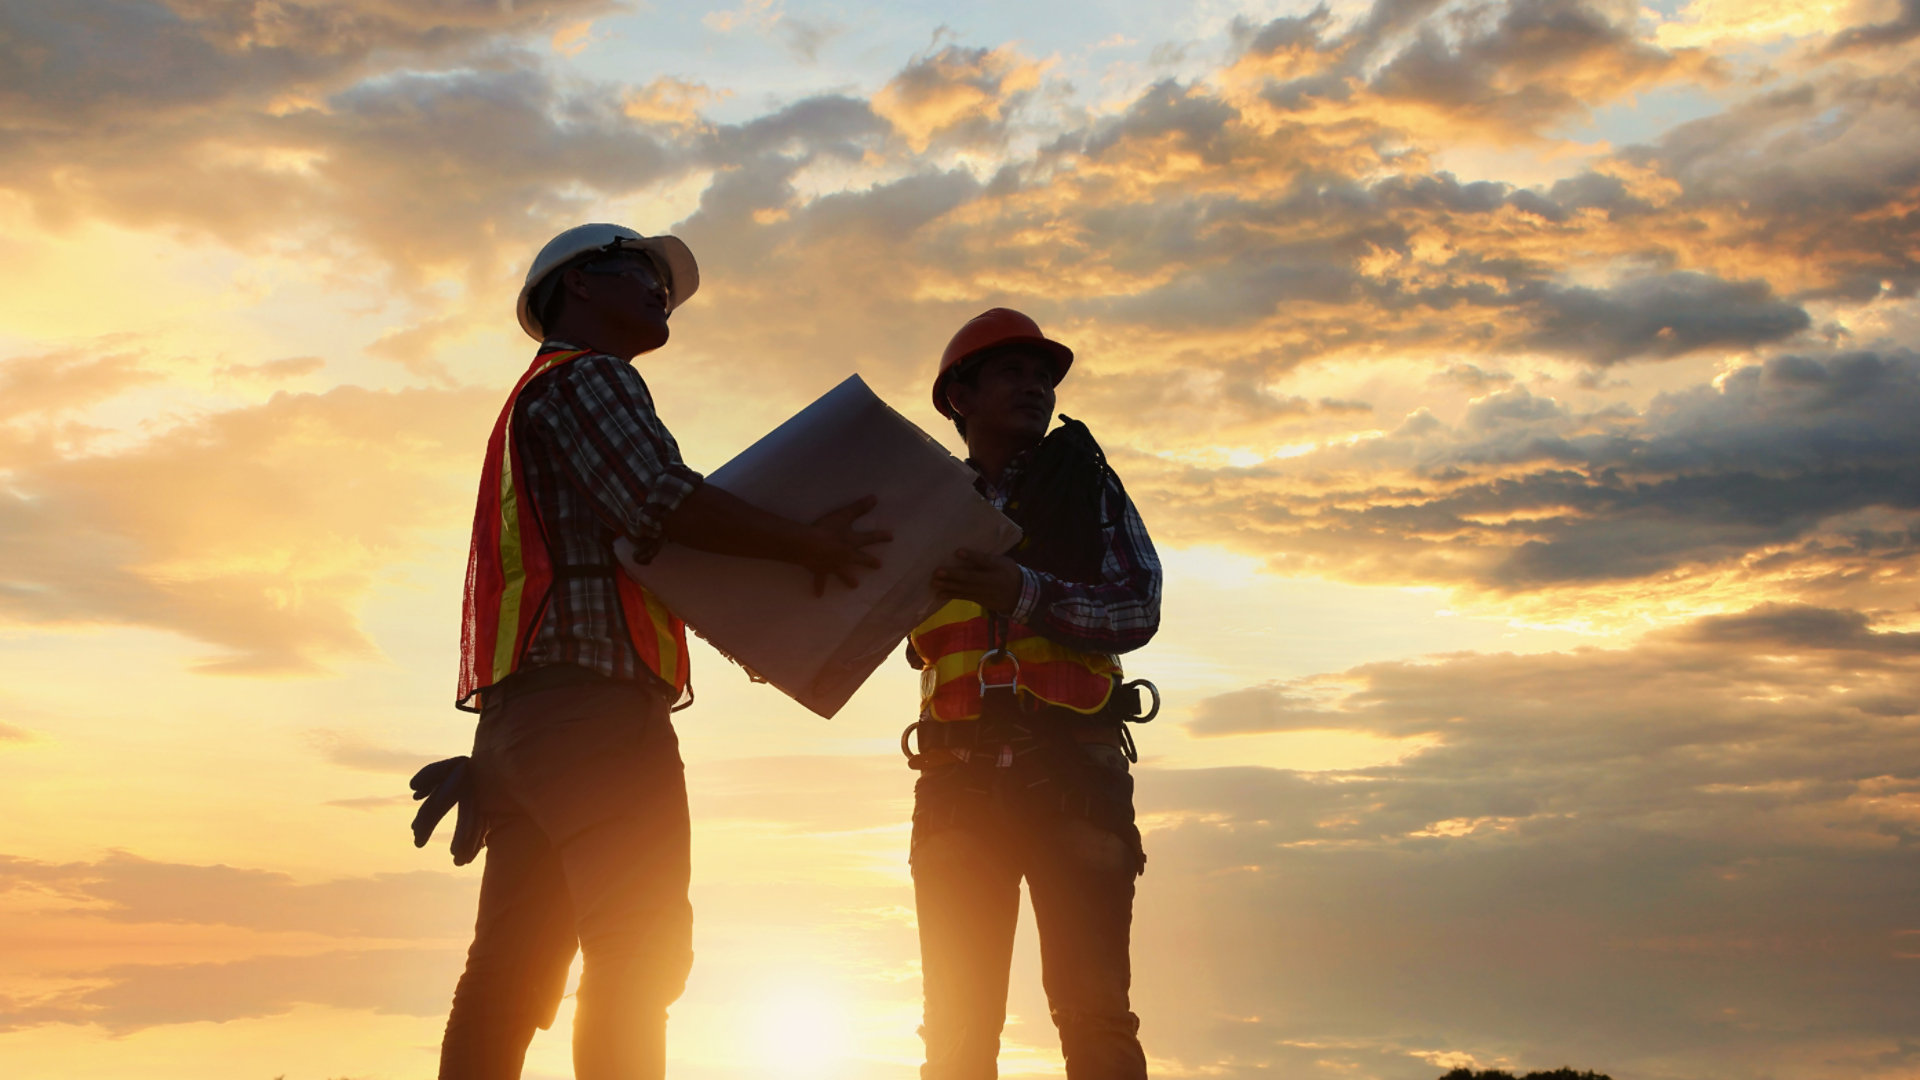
[615,571,689,694]
[913,618,987,659]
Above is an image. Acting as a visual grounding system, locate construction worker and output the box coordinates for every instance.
[435,223,887,1080]
[902,308,1164,1080]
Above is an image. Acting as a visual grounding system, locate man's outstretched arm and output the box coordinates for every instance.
[665,486,888,596]
[525,354,887,593]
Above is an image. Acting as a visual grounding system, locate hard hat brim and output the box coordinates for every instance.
[932,337,1074,419]
[516,229,701,343]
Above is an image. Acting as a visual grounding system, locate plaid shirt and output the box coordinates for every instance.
[515,343,703,686]
[984,450,1161,655]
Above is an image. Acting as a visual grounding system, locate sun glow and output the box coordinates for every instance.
[749,981,854,1078]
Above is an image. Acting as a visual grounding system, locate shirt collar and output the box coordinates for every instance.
[966,446,1035,497]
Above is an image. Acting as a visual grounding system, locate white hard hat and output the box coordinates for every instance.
[516,223,700,342]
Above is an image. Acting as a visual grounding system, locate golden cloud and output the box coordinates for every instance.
[0,351,493,673]
[872,44,1050,151]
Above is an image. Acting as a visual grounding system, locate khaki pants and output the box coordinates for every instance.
[439,667,692,1080]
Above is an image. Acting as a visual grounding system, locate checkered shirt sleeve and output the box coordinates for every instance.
[520,352,703,565]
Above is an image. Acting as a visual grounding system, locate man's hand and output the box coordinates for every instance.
[932,548,1022,614]
[800,494,891,596]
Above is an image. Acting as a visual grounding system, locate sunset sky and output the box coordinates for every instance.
[2,1,1918,1078]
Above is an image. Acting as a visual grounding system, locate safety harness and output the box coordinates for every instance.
[899,418,1160,871]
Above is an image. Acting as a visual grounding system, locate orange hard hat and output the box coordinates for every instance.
[932,308,1075,418]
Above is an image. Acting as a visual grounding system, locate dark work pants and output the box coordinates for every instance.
[911,742,1148,1080]
[440,668,693,1080]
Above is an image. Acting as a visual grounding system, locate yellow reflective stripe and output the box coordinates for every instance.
[489,350,582,685]
[642,587,680,687]
[914,599,983,636]
[490,421,526,685]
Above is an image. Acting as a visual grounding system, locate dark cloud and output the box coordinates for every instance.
[1146,604,1920,1077]
[1521,271,1810,364]
[1233,0,1711,136]
[1682,602,1920,655]
[1827,0,1920,53]
[1129,349,1920,597]
[1369,0,1709,133]
[2,48,686,281]
[1,0,1900,395]
[0,0,610,124]
[1616,64,1920,301]
[0,2,1912,664]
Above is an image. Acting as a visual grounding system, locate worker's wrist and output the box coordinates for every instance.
[1009,566,1043,623]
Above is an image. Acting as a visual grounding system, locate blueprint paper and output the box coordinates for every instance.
[616,375,1020,718]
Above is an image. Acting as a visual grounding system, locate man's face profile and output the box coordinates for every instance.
[949,347,1058,443]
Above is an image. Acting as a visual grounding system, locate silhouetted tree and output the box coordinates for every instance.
[1439,1069,1613,1080]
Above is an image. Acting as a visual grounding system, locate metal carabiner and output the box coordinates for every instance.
[1123,679,1161,723]
[978,648,1022,694]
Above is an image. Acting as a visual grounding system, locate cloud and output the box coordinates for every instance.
[0,345,157,425]
[2,41,688,286]
[311,731,439,775]
[213,355,325,381]
[0,947,457,1033]
[0,852,474,940]
[0,357,493,672]
[1657,0,1862,49]
[703,0,782,35]
[1521,271,1810,364]
[1145,603,1920,1076]
[1827,0,1920,52]
[1682,601,1920,656]
[1124,348,1920,607]
[872,44,1050,151]
[1366,0,1719,135]
[0,0,1901,399]
[0,1,1913,657]
[0,0,613,125]
[1619,66,1920,301]
[622,76,725,129]
[0,851,472,1031]
[1228,0,1716,139]
[777,14,846,63]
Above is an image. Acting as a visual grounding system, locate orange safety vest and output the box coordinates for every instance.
[456,347,690,711]
[910,600,1119,722]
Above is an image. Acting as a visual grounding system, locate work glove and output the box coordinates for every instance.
[409,756,486,867]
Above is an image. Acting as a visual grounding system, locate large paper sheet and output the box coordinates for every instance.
[617,375,1019,718]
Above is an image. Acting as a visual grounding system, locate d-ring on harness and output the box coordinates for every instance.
[1122,678,1160,724]
[977,648,1021,694]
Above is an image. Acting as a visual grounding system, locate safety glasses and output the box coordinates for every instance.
[581,253,666,291]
